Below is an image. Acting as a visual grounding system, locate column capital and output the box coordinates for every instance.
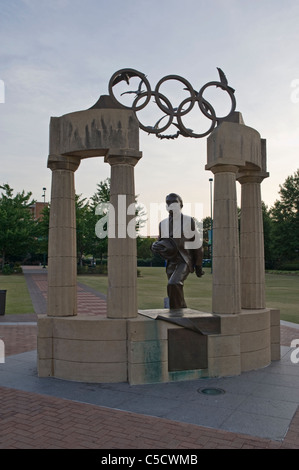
[206,163,240,175]
[237,169,269,185]
[47,154,81,172]
[104,149,142,167]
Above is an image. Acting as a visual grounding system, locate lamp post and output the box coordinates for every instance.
[42,187,46,203]
[209,178,213,273]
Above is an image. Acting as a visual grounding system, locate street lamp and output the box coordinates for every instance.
[209,178,213,273]
[42,187,46,203]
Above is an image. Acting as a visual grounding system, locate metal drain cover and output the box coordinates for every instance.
[198,388,225,395]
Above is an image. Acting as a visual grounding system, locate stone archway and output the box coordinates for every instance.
[37,80,280,384]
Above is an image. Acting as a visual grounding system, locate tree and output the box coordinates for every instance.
[34,204,50,266]
[0,184,38,268]
[262,202,275,269]
[270,169,299,264]
[137,236,155,259]
[89,178,111,262]
[76,194,94,266]
[91,177,147,261]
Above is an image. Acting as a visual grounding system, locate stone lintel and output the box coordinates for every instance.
[49,106,140,158]
[207,120,262,171]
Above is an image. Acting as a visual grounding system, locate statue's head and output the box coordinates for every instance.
[166,193,183,213]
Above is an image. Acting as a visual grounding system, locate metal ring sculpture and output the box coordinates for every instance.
[108,68,236,139]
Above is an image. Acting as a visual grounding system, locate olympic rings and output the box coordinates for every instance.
[108,68,151,112]
[177,97,217,138]
[108,68,236,139]
[198,81,236,122]
[154,75,196,117]
[133,91,174,135]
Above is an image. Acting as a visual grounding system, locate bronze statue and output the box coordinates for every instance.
[151,193,204,309]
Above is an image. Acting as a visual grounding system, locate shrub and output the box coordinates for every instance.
[2,264,14,275]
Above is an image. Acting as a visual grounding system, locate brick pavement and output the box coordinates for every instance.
[0,380,298,449]
[26,274,107,316]
[0,322,299,449]
[1,272,299,449]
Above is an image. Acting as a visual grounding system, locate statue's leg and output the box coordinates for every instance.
[167,259,190,309]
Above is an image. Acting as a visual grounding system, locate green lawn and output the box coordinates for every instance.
[1,268,298,323]
[79,267,299,323]
[0,274,34,314]
[265,273,299,323]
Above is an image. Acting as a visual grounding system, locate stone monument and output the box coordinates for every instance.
[37,69,280,385]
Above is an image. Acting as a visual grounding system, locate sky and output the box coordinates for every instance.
[1,0,299,235]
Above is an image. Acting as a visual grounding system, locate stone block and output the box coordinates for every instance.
[207,121,262,170]
[128,361,168,385]
[48,197,76,229]
[108,238,137,256]
[270,325,280,344]
[49,167,76,198]
[54,359,127,383]
[37,316,53,337]
[37,358,53,377]
[208,355,241,377]
[107,286,137,318]
[212,283,241,314]
[128,339,168,364]
[37,337,52,359]
[108,256,138,286]
[240,329,270,353]
[270,309,281,326]
[47,259,77,287]
[218,314,240,335]
[208,334,240,358]
[128,315,180,342]
[51,316,127,341]
[53,338,127,363]
[49,107,140,158]
[241,346,271,372]
[48,228,76,257]
[47,286,77,316]
[239,309,270,333]
[271,343,281,361]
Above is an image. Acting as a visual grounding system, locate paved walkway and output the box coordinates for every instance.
[0,267,299,449]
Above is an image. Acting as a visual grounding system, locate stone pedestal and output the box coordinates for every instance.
[105,152,142,319]
[47,155,80,317]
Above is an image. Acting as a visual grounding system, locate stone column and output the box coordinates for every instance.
[211,165,241,314]
[47,154,80,317]
[237,169,269,309]
[105,151,142,319]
